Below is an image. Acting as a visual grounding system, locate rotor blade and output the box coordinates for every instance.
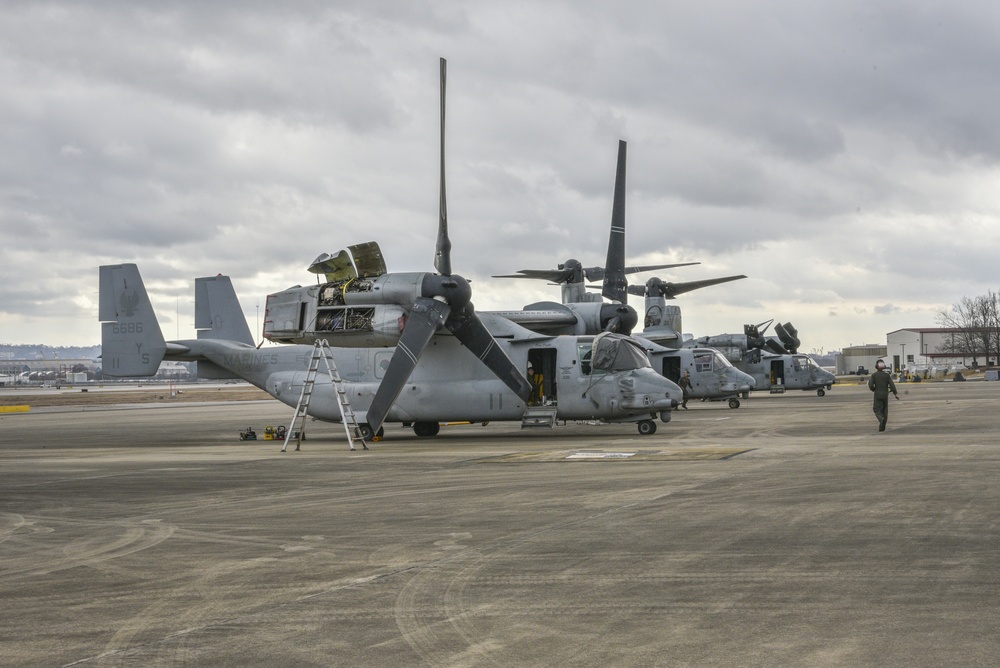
[365,297,451,434]
[658,274,747,298]
[447,304,532,401]
[626,285,646,297]
[435,57,452,276]
[602,140,628,303]
[623,262,700,275]
[775,321,800,353]
[587,262,700,283]
[764,338,789,355]
[491,268,574,283]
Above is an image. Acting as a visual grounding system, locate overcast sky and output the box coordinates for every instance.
[3,1,999,354]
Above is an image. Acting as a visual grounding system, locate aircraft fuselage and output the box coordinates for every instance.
[166,334,679,425]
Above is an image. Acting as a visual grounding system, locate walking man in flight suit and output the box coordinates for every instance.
[868,359,899,432]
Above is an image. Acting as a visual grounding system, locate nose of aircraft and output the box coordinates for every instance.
[727,367,756,391]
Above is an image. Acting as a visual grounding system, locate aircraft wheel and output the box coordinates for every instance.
[413,421,440,438]
[637,420,657,436]
[817,388,826,397]
[359,423,375,441]
[729,398,741,409]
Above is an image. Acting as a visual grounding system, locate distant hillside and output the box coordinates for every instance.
[0,344,101,360]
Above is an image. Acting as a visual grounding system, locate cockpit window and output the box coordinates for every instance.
[794,355,820,371]
[706,349,733,369]
[694,352,713,372]
[690,349,733,372]
[578,343,593,375]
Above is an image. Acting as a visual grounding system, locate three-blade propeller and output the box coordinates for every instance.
[493,141,698,335]
[773,321,800,353]
[365,59,532,435]
[745,319,801,355]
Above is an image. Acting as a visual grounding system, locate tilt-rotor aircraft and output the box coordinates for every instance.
[489,140,828,403]
[489,140,755,407]
[100,59,681,440]
[490,141,746,337]
[682,320,836,397]
[100,264,679,439]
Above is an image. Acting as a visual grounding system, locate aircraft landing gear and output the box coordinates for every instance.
[358,424,383,443]
[728,398,741,409]
[637,419,657,436]
[413,421,441,438]
[817,388,826,397]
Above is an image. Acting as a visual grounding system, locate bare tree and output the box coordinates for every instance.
[937,291,1000,365]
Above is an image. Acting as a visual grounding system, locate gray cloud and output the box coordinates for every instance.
[2,1,999,352]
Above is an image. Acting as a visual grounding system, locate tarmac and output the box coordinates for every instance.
[1,379,999,666]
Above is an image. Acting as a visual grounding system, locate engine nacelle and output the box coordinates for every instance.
[263,282,410,347]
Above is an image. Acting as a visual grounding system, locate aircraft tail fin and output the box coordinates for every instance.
[99,264,167,376]
[194,275,254,345]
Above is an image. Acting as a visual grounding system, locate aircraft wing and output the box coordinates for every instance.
[484,309,580,329]
[638,326,681,345]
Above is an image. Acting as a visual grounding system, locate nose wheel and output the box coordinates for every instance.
[358,424,383,442]
[637,419,657,436]
[817,388,826,397]
[728,398,741,409]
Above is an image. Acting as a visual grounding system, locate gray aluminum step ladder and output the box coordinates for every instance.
[282,339,368,452]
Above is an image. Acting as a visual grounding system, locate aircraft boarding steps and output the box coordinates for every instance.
[283,339,368,452]
[521,405,559,429]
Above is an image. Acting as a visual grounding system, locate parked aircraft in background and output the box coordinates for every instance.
[491,141,745,337]
[491,140,753,406]
[681,321,836,397]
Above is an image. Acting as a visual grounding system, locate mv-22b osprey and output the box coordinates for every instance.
[489,140,756,407]
[100,264,680,439]
[100,60,680,440]
[682,320,836,397]
[489,141,828,403]
[266,141,752,410]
